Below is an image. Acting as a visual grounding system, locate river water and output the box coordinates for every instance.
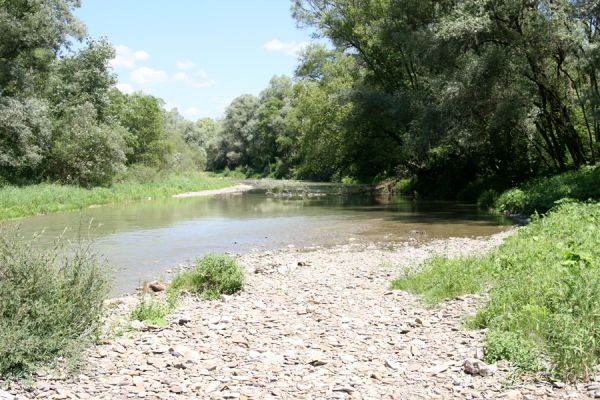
[8,182,512,295]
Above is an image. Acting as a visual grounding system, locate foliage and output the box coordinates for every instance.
[484,331,541,373]
[0,96,51,178]
[392,202,600,381]
[130,294,175,328]
[495,166,600,214]
[47,103,127,187]
[169,255,244,300]
[0,172,234,221]
[0,228,109,377]
[391,256,492,304]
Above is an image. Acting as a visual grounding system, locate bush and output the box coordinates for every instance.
[394,178,414,195]
[477,189,499,209]
[130,293,174,328]
[495,166,600,214]
[169,255,244,300]
[391,202,600,381]
[0,228,110,377]
[47,103,127,187]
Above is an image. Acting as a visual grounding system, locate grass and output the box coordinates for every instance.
[169,255,244,300]
[0,170,235,221]
[130,293,175,328]
[0,228,110,377]
[494,165,600,214]
[391,202,600,382]
[128,255,245,329]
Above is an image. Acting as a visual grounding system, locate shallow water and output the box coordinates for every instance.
[7,182,512,295]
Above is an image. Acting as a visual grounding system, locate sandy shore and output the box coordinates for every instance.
[173,184,254,198]
[2,231,596,399]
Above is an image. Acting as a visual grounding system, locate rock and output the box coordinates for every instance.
[170,345,201,362]
[427,364,449,375]
[130,320,145,330]
[463,358,497,377]
[385,360,401,371]
[333,386,354,394]
[148,281,165,292]
[498,390,523,400]
[474,348,485,360]
[0,390,12,400]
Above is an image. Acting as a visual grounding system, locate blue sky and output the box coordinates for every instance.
[75,1,317,120]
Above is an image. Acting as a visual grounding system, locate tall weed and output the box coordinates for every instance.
[0,228,110,377]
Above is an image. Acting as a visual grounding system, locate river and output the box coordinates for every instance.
[8,182,512,295]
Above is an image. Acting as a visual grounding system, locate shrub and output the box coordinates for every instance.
[130,293,174,328]
[495,166,600,214]
[0,228,110,377]
[477,189,499,209]
[391,202,600,381]
[394,178,414,195]
[169,255,244,300]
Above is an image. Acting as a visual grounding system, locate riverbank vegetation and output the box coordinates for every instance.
[392,202,600,381]
[0,1,224,199]
[494,165,600,214]
[169,255,244,300]
[129,255,244,327]
[0,171,233,221]
[5,1,600,201]
[195,0,600,200]
[0,229,109,377]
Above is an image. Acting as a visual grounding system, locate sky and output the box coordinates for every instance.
[74,1,317,120]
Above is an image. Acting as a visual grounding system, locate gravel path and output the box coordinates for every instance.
[2,231,596,399]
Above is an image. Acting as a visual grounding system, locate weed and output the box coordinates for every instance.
[0,228,109,377]
[169,255,244,300]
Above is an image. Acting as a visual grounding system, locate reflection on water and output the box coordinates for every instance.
[6,184,512,295]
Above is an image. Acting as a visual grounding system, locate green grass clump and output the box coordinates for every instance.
[391,202,600,381]
[391,256,493,303]
[130,294,175,328]
[0,171,234,221]
[495,165,600,214]
[169,255,244,300]
[0,229,110,377]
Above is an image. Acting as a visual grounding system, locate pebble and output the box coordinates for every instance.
[1,230,592,399]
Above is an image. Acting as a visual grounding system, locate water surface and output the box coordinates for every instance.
[8,183,512,295]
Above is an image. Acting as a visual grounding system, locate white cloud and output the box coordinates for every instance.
[131,67,169,85]
[196,69,208,79]
[176,60,196,70]
[181,107,208,119]
[191,80,216,89]
[116,83,135,94]
[263,39,309,56]
[110,45,150,69]
[173,71,188,80]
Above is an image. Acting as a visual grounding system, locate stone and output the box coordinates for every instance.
[385,360,401,371]
[498,390,523,400]
[427,364,449,375]
[463,358,497,377]
[148,281,166,292]
[130,320,145,330]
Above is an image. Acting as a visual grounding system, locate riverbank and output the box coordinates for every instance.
[2,231,596,399]
[0,172,235,221]
[173,183,254,198]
